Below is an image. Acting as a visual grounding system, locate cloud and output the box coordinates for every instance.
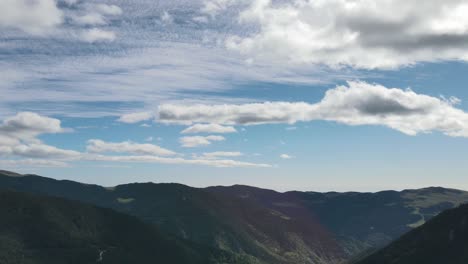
[181,124,237,134]
[0,159,69,168]
[161,11,173,23]
[80,28,116,43]
[72,13,107,26]
[118,112,154,124]
[226,0,468,69]
[0,112,67,141]
[201,0,239,18]
[8,144,80,159]
[87,154,270,168]
[86,139,176,156]
[199,151,243,159]
[280,154,293,159]
[0,112,79,161]
[0,112,270,169]
[0,0,63,35]
[94,4,123,16]
[179,135,225,148]
[157,81,468,137]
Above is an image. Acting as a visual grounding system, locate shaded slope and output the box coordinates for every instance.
[0,190,252,264]
[354,203,468,264]
[0,172,342,264]
[207,185,468,256]
[2,170,468,263]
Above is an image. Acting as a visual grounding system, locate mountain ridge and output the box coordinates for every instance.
[1,169,468,263]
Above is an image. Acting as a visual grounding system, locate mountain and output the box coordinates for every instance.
[207,185,468,255]
[0,190,254,264]
[1,170,468,263]
[354,203,468,264]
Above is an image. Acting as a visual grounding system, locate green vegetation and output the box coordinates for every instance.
[1,171,468,263]
[116,197,135,204]
[0,190,257,264]
[354,203,468,264]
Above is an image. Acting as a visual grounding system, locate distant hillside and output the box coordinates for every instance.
[1,170,468,263]
[354,203,468,264]
[208,185,468,255]
[0,190,254,264]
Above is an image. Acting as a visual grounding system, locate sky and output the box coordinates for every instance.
[1,0,468,191]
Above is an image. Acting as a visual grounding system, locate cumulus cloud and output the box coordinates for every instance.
[280,154,293,159]
[81,28,116,43]
[118,112,154,124]
[0,112,270,169]
[226,0,468,69]
[86,139,176,156]
[179,135,225,147]
[181,123,237,134]
[0,112,67,142]
[158,81,468,137]
[0,0,63,35]
[0,112,79,162]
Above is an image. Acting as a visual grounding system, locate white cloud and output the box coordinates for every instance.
[0,0,63,35]
[0,159,69,168]
[87,154,270,168]
[0,112,67,142]
[86,139,176,156]
[226,0,468,69]
[118,112,154,124]
[0,112,270,169]
[0,112,79,161]
[179,135,225,148]
[181,123,237,134]
[10,144,80,159]
[199,151,243,159]
[158,81,468,137]
[285,126,297,131]
[161,11,173,23]
[94,4,123,16]
[201,0,239,18]
[280,154,293,159]
[72,13,107,26]
[81,28,116,43]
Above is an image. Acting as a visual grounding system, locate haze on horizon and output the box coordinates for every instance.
[1,0,468,192]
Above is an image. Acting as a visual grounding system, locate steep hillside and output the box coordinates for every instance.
[0,190,253,264]
[207,185,468,256]
[354,203,468,264]
[1,170,468,263]
[0,171,342,264]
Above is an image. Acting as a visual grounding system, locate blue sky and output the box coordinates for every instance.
[2,0,468,191]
